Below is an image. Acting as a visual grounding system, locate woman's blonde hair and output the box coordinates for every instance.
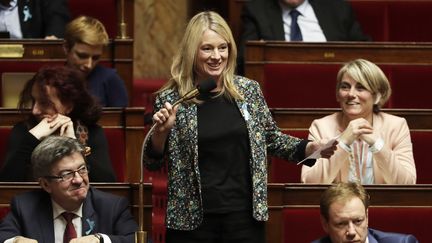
[336,59,391,112]
[159,11,242,102]
[64,16,109,49]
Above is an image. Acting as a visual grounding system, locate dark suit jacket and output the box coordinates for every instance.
[17,0,69,38]
[312,228,419,243]
[0,187,138,243]
[237,0,370,75]
[241,0,370,42]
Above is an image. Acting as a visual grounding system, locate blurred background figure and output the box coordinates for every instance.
[64,15,129,107]
[0,65,116,182]
[0,0,69,39]
[238,0,370,74]
[302,59,416,184]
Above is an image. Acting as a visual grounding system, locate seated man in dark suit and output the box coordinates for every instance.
[0,136,138,242]
[313,182,418,243]
[0,0,69,39]
[238,0,370,74]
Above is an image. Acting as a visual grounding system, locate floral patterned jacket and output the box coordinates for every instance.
[143,76,309,230]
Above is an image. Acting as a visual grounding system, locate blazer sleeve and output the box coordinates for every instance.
[104,197,138,243]
[0,123,40,181]
[0,197,23,241]
[372,118,416,184]
[301,118,350,183]
[246,79,307,162]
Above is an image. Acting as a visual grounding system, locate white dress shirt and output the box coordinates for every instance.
[281,0,326,42]
[0,0,22,39]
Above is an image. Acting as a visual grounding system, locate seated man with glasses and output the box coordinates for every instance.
[313,182,418,243]
[0,136,138,243]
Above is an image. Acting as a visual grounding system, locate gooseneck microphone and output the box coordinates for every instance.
[136,79,216,243]
[171,78,218,106]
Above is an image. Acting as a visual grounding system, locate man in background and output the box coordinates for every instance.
[238,0,369,74]
[0,136,137,242]
[313,182,418,243]
[0,0,69,39]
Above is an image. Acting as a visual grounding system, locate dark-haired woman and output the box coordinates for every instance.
[0,66,116,182]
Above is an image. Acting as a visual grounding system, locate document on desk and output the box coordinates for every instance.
[297,137,339,165]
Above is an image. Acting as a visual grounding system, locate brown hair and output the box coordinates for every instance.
[320,182,370,221]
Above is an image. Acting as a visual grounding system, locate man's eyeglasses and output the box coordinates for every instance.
[44,165,89,182]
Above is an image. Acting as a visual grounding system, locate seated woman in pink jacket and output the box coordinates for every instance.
[301,59,416,184]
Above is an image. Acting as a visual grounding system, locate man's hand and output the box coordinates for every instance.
[13,236,38,243]
[70,234,100,243]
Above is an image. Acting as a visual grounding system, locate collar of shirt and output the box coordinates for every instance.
[52,199,84,242]
[52,199,83,219]
[281,0,326,41]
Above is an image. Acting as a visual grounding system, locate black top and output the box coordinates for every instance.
[197,94,252,213]
[0,122,116,182]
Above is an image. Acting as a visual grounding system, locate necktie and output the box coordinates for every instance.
[62,212,77,243]
[290,9,303,41]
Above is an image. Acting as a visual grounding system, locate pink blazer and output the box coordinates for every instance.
[301,112,416,184]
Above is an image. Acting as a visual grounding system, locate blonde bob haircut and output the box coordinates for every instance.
[336,59,391,113]
[64,16,109,49]
[159,11,243,102]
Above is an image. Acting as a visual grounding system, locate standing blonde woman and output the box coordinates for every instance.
[142,11,336,242]
[302,59,416,184]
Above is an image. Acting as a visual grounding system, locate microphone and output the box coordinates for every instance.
[172,78,217,106]
[136,79,216,243]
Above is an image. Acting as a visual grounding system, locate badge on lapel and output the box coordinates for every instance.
[85,218,96,235]
[23,5,32,22]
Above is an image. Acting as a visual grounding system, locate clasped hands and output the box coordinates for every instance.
[29,114,76,140]
[338,118,377,146]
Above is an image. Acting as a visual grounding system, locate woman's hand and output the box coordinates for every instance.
[29,114,75,140]
[305,139,338,159]
[339,118,373,145]
[152,102,178,134]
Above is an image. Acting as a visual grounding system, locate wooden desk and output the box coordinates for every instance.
[245,41,432,85]
[0,182,152,233]
[0,39,133,105]
[0,107,146,182]
[266,183,432,243]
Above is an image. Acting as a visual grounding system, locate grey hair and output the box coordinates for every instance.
[31,136,85,179]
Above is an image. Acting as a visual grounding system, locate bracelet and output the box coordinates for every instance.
[93,233,104,243]
[369,138,384,153]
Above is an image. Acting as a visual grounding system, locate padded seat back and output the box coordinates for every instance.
[104,128,126,182]
[282,206,432,243]
[68,0,117,38]
[410,131,432,184]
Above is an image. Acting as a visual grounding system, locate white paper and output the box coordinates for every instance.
[297,137,338,165]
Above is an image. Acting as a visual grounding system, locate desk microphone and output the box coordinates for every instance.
[136,79,216,243]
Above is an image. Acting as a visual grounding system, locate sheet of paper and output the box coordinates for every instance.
[297,137,339,165]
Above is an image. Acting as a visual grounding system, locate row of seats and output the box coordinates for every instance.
[262,63,432,108]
